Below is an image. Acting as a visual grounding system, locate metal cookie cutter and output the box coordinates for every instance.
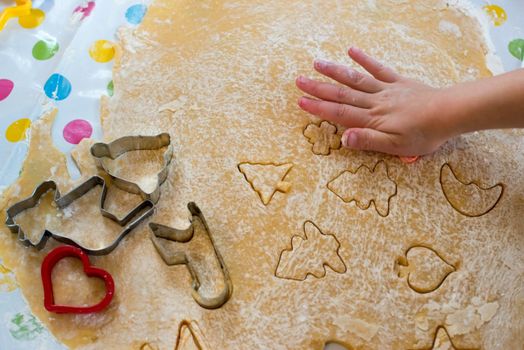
[6,176,154,255]
[150,203,233,309]
[0,0,32,31]
[90,133,173,204]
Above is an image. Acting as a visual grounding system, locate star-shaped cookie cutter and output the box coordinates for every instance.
[5,176,154,255]
[90,133,173,204]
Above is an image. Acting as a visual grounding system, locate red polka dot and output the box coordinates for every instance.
[63,119,93,144]
[0,79,14,101]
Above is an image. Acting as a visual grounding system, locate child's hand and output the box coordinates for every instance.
[296,47,451,156]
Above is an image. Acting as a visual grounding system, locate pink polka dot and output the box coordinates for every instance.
[63,119,93,144]
[73,1,95,20]
[0,79,14,101]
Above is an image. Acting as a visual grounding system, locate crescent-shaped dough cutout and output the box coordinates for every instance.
[440,163,504,217]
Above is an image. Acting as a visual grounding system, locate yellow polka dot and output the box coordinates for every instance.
[18,9,45,29]
[89,40,116,63]
[483,5,507,27]
[0,264,17,292]
[6,118,31,143]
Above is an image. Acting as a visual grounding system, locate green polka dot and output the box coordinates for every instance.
[9,312,44,341]
[32,39,59,61]
[508,39,524,61]
[107,80,114,97]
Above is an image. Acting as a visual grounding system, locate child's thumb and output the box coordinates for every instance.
[341,128,395,154]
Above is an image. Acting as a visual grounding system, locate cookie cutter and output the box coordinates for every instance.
[150,202,233,309]
[0,0,32,31]
[90,133,173,204]
[399,156,419,164]
[5,176,154,255]
[41,245,115,314]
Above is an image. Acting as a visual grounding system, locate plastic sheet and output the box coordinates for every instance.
[0,0,522,348]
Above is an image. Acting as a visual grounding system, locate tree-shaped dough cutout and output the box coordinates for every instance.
[327,161,397,217]
[175,320,210,350]
[275,221,346,281]
[412,326,478,350]
[238,162,293,205]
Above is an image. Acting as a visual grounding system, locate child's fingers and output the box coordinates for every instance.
[295,76,373,108]
[348,47,399,83]
[313,60,384,93]
[341,128,398,154]
[298,97,370,128]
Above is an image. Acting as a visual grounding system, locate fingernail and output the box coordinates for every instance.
[349,46,361,54]
[341,133,349,147]
[342,130,357,148]
[298,97,308,107]
[314,59,330,70]
[297,76,307,84]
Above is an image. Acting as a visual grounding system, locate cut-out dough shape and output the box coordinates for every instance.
[238,162,293,205]
[411,326,478,350]
[396,246,456,294]
[150,203,233,309]
[440,163,504,217]
[275,221,346,281]
[303,121,341,155]
[139,343,158,350]
[327,161,397,217]
[175,320,210,350]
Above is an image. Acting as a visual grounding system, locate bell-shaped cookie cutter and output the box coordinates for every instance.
[0,0,32,31]
[150,203,233,309]
[90,133,173,204]
[5,176,154,255]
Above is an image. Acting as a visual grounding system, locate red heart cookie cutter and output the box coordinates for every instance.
[41,245,115,314]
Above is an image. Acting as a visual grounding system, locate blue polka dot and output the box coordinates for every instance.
[44,73,72,101]
[33,0,55,12]
[125,4,147,25]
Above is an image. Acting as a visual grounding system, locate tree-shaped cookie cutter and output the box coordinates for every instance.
[5,176,154,255]
[0,0,32,31]
[150,203,233,309]
[90,133,173,204]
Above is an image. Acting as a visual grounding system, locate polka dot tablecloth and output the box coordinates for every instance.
[0,1,149,349]
[0,1,522,349]
[0,0,149,189]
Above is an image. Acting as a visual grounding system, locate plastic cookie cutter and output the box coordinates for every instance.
[150,202,233,309]
[5,176,154,255]
[90,133,173,204]
[0,0,32,31]
[399,156,419,164]
[41,245,115,314]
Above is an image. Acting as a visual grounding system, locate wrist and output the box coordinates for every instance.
[439,71,524,135]
[430,87,470,140]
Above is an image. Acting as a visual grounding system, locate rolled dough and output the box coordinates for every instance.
[0,0,523,349]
